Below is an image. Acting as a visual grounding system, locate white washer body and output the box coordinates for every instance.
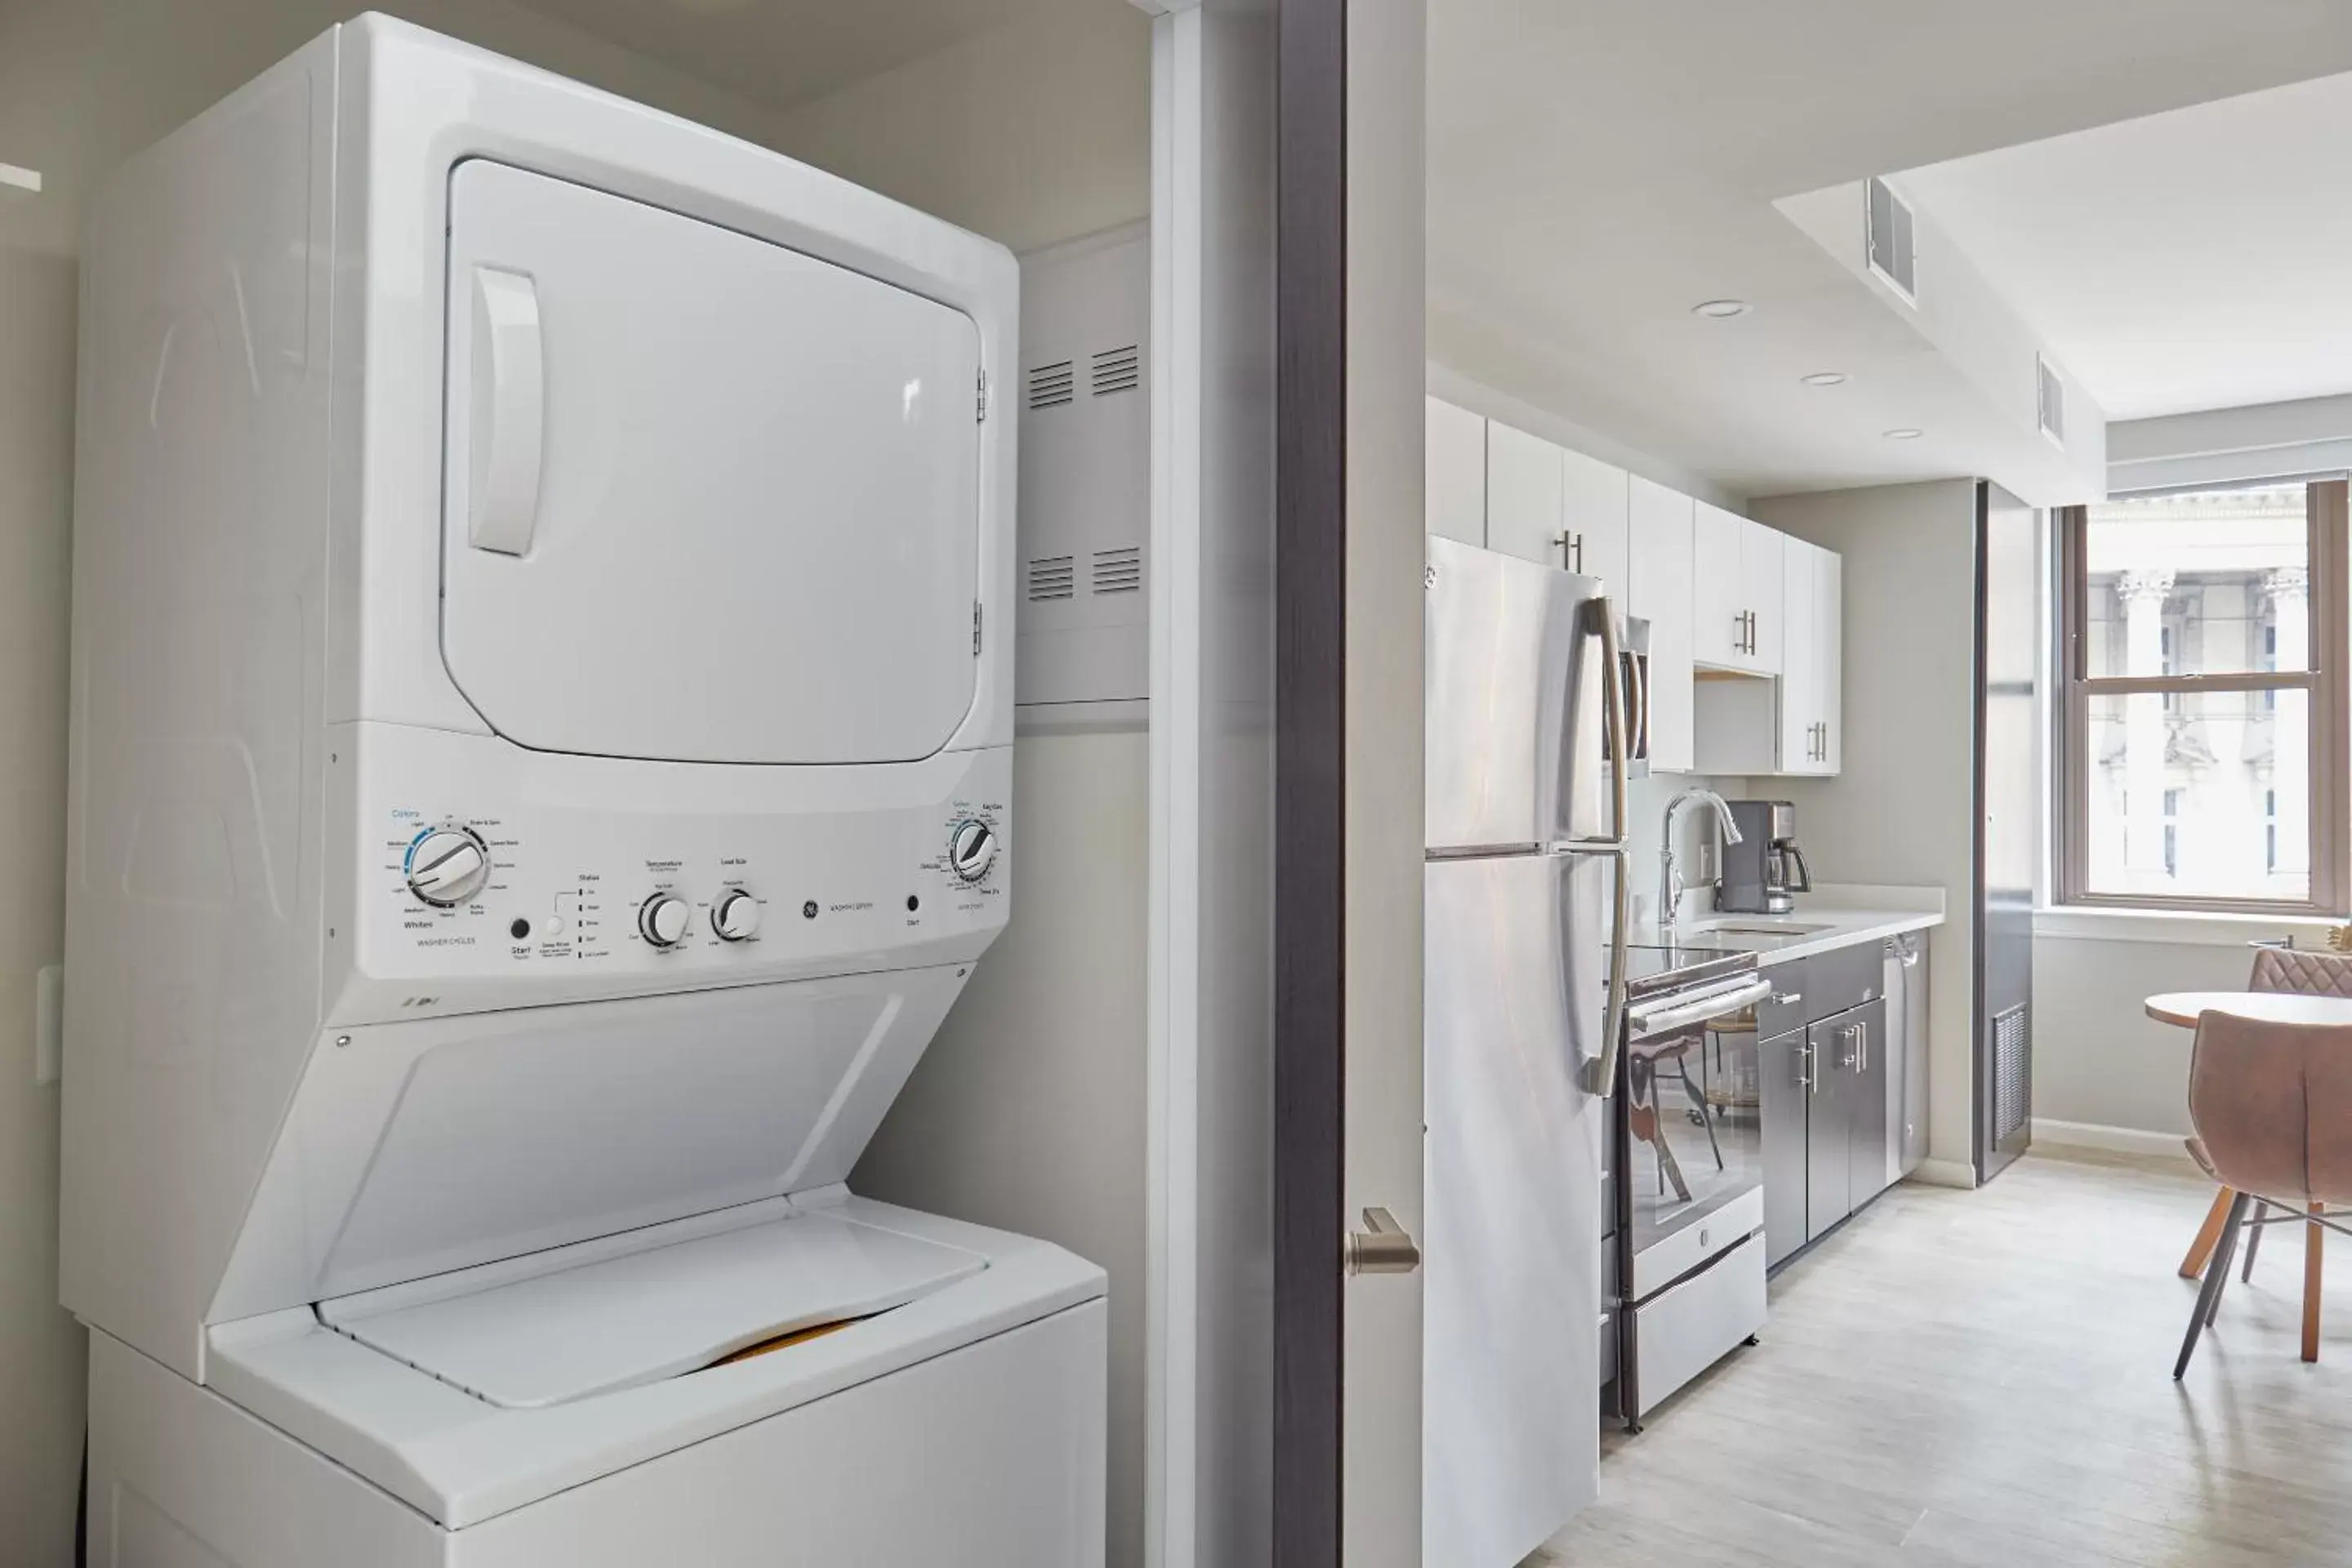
[62,16,1102,1565]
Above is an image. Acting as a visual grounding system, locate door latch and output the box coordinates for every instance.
[1346,1206,1422,1276]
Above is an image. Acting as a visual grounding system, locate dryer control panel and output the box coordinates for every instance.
[343,728,1010,1015]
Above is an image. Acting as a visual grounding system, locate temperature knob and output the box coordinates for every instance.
[948,819,999,884]
[712,889,762,942]
[639,893,692,948]
[405,828,490,907]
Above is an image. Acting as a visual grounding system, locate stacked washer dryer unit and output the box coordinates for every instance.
[62,17,1105,1566]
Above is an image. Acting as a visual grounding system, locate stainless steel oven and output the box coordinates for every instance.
[1609,944,1773,1429]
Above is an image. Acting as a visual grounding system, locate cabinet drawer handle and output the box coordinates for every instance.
[1772,991,1802,1005]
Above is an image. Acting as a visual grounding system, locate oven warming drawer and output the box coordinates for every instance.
[1630,1185,1762,1300]
[1628,1230,1766,1421]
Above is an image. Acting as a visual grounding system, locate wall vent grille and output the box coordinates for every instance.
[1027,361,1075,410]
[1993,1003,2033,1145]
[1866,176,1917,303]
[1027,555,1076,602]
[1090,345,1141,396]
[2037,355,2065,445]
[1093,546,1143,595]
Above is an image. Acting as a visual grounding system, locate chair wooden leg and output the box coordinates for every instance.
[2182,1186,2236,1280]
[2305,1202,2323,1365]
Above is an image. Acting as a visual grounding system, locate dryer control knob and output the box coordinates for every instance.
[712,889,761,942]
[639,893,692,947]
[948,820,998,884]
[405,828,490,907]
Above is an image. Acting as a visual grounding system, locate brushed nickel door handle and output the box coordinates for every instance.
[1347,1207,1422,1276]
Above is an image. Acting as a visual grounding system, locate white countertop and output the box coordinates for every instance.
[1636,884,1946,966]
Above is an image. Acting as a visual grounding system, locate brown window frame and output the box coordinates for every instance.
[2055,479,2350,916]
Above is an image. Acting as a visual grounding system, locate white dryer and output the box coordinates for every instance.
[61,16,1105,1566]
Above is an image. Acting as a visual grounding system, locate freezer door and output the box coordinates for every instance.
[1423,852,1603,1566]
[1426,537,1609,851]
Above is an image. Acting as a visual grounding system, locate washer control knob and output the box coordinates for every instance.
[949,819,999,884]
[405,828,490,907]
[712,889,762,942]
[639,893,692,948]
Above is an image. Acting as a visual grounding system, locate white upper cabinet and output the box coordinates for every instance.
[1692,501,1784,676]
[1778,537,1821,771]
[1558,444,1629,595]
[1812,546,1843,772]
[1626,477,1695,773]
[1426,396,1486,546]
[1485,420,1566,567]
[1777,537,1842,774]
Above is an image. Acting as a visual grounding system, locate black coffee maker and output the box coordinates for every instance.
[1717,800,1810,915]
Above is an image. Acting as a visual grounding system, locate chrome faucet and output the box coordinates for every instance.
[1659,790,1743,938]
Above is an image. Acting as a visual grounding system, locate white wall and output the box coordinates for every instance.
[0,2,1152,1562]
[1752,480,1983,1177]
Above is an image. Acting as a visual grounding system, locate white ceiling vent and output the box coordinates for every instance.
[1865,176,1917,303]
[2036,354,2065,446]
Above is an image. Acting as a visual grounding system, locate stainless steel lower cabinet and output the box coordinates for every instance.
[1758,1027,1808,1267]
[1625,1230,1766,1423]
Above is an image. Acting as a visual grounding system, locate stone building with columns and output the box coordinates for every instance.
[2082,486,2311,901]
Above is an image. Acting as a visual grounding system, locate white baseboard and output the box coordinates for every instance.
[1908,1159,1977,1190]
[2031,1117,2197,1166]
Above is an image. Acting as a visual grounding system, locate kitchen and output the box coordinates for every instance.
[1414,3,2352,1564]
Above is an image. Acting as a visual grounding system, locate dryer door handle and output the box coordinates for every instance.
[467,265,546,557]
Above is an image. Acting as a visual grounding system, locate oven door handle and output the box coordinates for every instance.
[1624,976,1775,1038]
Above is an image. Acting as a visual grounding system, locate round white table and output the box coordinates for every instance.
[2144,991,2352,1029]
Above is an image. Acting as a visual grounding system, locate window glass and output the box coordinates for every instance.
[2083,487,2309,679]
[2080,688,2310,902]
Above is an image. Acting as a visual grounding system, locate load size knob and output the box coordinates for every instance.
[405,827,490,907]
[712,889,762,942]
[639,893,692,948]
[948,819,998,884]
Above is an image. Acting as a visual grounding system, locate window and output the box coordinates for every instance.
[2056,480,2348,913]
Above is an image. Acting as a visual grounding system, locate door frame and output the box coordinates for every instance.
[1272,0,1348,1559]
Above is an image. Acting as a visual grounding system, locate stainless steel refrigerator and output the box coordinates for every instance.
[1423,537,1631,1568]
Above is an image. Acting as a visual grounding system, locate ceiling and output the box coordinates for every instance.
[512,0,1067,117]
[1428,0,2352,500]
[1900,72,2352,423]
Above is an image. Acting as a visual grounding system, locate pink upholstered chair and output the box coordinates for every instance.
[2176,947,2352,1362]
[2175,1010,2352,1378]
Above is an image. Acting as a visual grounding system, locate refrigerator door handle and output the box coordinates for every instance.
[1579,596,1633,1098]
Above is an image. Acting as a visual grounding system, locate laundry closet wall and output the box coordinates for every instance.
[0,2,1152,1562]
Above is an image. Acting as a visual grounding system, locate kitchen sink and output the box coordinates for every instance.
[1704,920,1835,936]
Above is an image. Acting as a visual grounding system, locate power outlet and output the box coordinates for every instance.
[1696,840,1718,884]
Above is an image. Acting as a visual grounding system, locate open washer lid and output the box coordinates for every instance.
[318,1208,985,1410]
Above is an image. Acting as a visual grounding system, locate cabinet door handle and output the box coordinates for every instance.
[1799,1041,1815,1094]
[1771,990,1802,1005]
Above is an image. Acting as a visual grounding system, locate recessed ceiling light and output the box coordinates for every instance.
[1800,372,1849,387]
[1691,299,1750,319]
[1883,427,1924,440]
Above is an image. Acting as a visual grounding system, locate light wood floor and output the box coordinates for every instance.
[1533,1150,2352,1567]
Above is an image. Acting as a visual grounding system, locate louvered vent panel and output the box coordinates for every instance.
[1027,555,1076,602]
[1091,345,1141,396]
[1866,176,1917,302]
[1993,1004,2032,1145]
[1027,361,1076,410]
[2037,356,2065,443]
[1093,546,1143,595]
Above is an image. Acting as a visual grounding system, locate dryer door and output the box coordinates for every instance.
[440,160,984,764]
